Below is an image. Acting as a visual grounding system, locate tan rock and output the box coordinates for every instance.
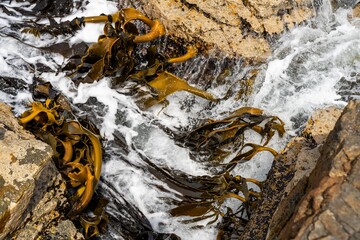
[0,102,53,239]
[353,2,360,18]
[280,100,360,239]
[303,106,343,144]
[0,102,83,239]
[130,0,314,59]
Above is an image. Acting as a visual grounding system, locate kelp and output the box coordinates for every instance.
[80,198,109,238]
[137,152,262,227]
[21,7,213,109]
[178,107,285,167]
[72,22,135,84]
[169,172,262,222]
[143,71,216,108]
[167,46,198,63]
[163,107,284,228]
[18,83,105,238]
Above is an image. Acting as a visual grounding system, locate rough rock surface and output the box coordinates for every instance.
[0,102,83,239]
[240,106,343,240]
[279,100,360,239]
[0,102,52,238]
[10,171,84,240]
[353,2,360,18]
[128,0,314,60]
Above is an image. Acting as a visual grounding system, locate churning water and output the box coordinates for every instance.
[0,0,359,239]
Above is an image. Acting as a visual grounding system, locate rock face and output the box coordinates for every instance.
[0,102,83,239]
[129,0,314,60]
[0,102,53,238]
[240,105,348,239]
[279,100,360,239]
[353,2,360,18]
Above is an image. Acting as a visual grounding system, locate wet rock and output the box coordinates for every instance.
[279,100,360,239]
[331,0,359,11]
[127,0,314,60]
[0,102,83,239]
[240,105,343,240]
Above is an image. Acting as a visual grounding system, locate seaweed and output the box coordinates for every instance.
[178,107,284,166]
[18,83,105,237]
[7,5,214,109]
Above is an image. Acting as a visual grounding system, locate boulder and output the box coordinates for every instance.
[0,102,83,239]
[279,100,360,239]
[240,105,344,239]
[128,0,314,60]
[0,102,52,238]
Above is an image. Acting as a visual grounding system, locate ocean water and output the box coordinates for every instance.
[0,0,359,239]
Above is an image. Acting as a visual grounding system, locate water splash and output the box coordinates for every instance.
[252,7,360,135]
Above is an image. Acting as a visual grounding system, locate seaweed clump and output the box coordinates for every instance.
[165,107,284,238]
[18,83,107,238]
[21,8,216,109]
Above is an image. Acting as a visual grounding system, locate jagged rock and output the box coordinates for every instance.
[240,106,343,240]
[0,102,53,239]
[0,102,83,239]
[279,100,360,239]
[129,0,314,60]
[10,171,84,240]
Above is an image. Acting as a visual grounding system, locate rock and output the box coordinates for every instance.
[129,0,314,60]
[0,102,83,239]
[353,2,360,18]
[0,102,53,239]
[240,105,343,240]
[279,100,360,239]
[302,106,343,145]
[331,0,359,11]
[41,220,84,240]
[10,171,84,240]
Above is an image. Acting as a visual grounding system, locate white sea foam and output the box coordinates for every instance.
[252,8,360,135]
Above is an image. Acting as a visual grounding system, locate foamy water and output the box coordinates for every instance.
[0,0,359,239]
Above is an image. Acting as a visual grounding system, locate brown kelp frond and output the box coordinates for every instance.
[144,71,216,108]
[80,198,109,239]
[19,99,61,128]
[168,46,198,63]
[18,83,104,238]
[82,9,166,43]
[169,172,261,224]
[225,143,278,171]
[167,108,284,227]
[72,22,135,84]
[20,17,84,37]
[180,107,284,163]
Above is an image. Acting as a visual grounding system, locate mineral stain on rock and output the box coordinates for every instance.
[0,128,5,140]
